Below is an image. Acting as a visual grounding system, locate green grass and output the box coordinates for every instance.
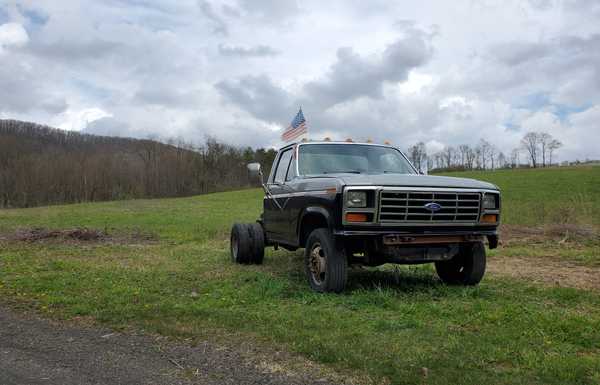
[1,168,600,384]
[438,166,600,226]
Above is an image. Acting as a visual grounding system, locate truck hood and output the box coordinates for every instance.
[336,173,498,190]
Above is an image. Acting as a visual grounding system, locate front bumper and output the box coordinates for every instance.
[333,226,499,249]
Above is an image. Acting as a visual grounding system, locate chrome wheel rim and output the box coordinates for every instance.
[309,243,326,284]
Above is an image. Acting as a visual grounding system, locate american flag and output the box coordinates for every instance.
[281,108,307,142]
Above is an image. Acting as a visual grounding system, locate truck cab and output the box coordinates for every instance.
[230,141,500,293]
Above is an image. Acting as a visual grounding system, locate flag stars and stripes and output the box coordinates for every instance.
[281,108,307,142]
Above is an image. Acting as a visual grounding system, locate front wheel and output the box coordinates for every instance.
[435,242,486,285]
[304,228,347,293]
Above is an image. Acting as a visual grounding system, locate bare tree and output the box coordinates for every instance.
[407,142,427,172]
[547,139,562,166]
[477,139,492,170]
[510,148,520,168]
[538,132,552,167]
[465,146,476,169]
[521,132,540,168]
[457,144,470,168]
[442,146,455,169]
[434,152,443,169]
[497,152,507,169]
[489,144,497,170]
[426,155,435,171]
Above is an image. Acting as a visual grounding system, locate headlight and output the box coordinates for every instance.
[347,191,367,208]
[483,194,498,210]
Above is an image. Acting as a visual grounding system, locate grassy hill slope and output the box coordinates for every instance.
[1,167,600,384]
[438,166,600,225]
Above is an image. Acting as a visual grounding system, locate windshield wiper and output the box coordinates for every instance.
[323,170,362,174]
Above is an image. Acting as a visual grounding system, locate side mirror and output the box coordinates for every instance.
[247,162,263,184]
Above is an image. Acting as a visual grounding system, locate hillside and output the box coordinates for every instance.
[0,119,276,208]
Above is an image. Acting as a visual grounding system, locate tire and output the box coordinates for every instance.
[248,222,265,264]
[435,242,486,285]
[230,223,265,264]
[304,228,347,293]
[231,223,252,264]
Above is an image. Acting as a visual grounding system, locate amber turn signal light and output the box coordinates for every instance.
[346,213,368,222]
[481,214,498,223]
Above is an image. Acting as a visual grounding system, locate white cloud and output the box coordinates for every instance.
[54,107,112,131]
[0,22,28,53]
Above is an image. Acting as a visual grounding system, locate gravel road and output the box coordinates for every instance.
[0,307,337,385]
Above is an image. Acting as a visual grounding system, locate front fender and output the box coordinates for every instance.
[296,206,335,245]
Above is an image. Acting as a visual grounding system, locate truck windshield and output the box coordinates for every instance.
[298,144,416,176]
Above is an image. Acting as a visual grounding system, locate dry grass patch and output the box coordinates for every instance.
[500,224,599,246]
[0,227,158,244]
[488,255,600,292]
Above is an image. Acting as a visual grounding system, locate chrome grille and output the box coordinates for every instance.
[378,190,481,223]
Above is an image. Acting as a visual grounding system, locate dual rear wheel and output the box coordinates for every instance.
[230,223,264,264]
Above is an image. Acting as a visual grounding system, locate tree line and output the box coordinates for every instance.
[0,120,276,208]
[406,131,563,172]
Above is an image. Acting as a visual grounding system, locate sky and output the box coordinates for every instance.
[0,0,599,162]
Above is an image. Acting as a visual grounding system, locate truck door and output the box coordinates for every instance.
[264,149,293,242]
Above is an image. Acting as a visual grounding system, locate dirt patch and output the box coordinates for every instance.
[488,255,600,292]
[0,227,158,244]
[14,227,107,242]
[500,224,599,246]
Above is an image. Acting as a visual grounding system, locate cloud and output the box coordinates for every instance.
[0,0,599,161]
[198,0,228,35]
[236,0,300,22]
[82,116,133,137]
[0,60,67,114]
[0,22,28,52]
[215,75,292,124]
[565,105,600,159]
[453,34,600,106]
[218,43,279,57]
[304,31,433,108]
[56,107,112,131]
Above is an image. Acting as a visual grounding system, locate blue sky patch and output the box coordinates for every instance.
[0,6,9,24]
[71,78,112,101]
[551,103,590,122]
[18,4,49,26]
[514,92,591,122]
[515,92,551,111]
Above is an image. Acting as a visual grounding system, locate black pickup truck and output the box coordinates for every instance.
[230,141,500,293]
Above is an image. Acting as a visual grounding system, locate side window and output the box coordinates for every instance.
[286,156,297,181]
[273,150,292,183]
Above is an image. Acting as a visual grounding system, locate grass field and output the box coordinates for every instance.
[1,166,600,384]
